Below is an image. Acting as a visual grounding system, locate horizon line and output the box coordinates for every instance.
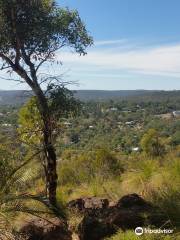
[0,89,180,91]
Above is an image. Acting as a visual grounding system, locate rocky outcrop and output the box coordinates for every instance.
[68,197,109,212]
[68,193,167,240]
[19,217,72,240]
[18,194,167,240]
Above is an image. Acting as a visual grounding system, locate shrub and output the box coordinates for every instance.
[141,129,165,156]
[58,148,123,186]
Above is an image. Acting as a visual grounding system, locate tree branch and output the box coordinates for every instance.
[0,52,35,88]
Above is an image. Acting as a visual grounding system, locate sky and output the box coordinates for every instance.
[1,0,180,90]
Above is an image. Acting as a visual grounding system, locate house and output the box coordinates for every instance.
[125,121,135,126]
[172,111,180,118]
[122,110,131,113]
[110,107,118,111]
[1,123,12,127]
[132,147,139,152]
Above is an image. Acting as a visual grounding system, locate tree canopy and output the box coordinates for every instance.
[0,0,92,70]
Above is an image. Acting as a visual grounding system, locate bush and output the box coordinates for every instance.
[141,129,165,156]
[58,148,123,186]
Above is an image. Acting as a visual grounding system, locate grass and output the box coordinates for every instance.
[106,230,180,240]
[56,148,180,234]
[4,147,179,239]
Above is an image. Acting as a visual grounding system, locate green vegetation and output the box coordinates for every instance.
[0,0,179,239]
[140,129,165,156]
[0,91,179,238]
[106,230,180,240]
[52,95,180,238]
[0,0,92,206]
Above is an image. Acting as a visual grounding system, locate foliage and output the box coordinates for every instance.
[0,0,93,62]
[0,130,66,235]
[58,148,123,186]
[0,134,23,189]
[0,92,180,234]
[18,87,81,145]
[57,147,180,230]
[141,129,165,156]
[106,230,179,240]
[172,131,180,146]
[0,147,66,237]
[18,97,43,145]
[48,84,81,119]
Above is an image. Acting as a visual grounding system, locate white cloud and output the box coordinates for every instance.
[94,39,127,46]
[56,42,180,78]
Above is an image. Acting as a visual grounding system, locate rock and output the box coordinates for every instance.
[68,198,85,211]
[117,193,152,208]
[84,197,109,210]
[77,194,167,240]
[20,216,72,240]
[78,215,115,240]
[68,197,109,212]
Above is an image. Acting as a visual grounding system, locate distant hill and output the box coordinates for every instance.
[0,90,179,105]
[74,90,153,101]
[0,90,32,106]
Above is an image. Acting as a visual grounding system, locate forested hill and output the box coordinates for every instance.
[74,90,180,101]
[0,90,31,106]
[74,90,151,100]
[0,89,180,105]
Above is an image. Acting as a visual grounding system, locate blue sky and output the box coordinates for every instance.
[60,0,180,42]
[1,0,180,90]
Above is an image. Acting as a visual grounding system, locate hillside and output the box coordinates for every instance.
[0,90,31,106]
[0,90,180,105]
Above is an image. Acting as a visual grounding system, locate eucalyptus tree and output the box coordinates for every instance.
[0,0,92,205]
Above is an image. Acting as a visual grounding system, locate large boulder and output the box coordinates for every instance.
[19,217,72,240]
[68,197,109,212]
[73,194,167,240]
[117,193,151,208]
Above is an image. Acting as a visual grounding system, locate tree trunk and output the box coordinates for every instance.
[33,85,58,206]
[0,54,58,206]
[43,124,57,206]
